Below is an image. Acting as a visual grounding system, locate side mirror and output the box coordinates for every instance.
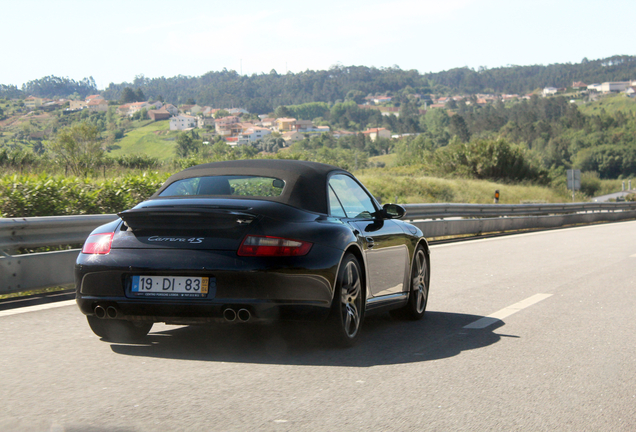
[382,203,405,219]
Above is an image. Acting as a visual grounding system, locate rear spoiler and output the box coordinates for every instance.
[118,206,257,230]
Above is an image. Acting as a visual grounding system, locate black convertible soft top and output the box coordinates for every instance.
[153,159,349,214]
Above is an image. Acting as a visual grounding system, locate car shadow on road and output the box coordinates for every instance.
[109,311,517,367]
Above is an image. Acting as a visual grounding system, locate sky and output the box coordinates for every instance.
[3,0,635,89]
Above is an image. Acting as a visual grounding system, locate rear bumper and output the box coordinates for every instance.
[75,247,340,323]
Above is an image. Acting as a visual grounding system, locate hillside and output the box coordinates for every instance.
[3,55,636,113]
[108,120,177,160]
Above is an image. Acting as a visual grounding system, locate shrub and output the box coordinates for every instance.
[0,172,169,217]
[580,171,602,197]
[434,138,549,184]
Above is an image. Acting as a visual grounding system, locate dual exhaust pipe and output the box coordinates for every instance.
[223,308,251,322]
[94,305,118,319]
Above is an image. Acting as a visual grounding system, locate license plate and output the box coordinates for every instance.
[131,276,211,298]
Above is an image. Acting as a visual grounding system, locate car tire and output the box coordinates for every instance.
[87,316,153,342]
[327,253,365,347]
[391,245,429,320]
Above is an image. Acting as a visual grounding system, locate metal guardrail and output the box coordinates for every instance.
[0,214,117,253]
[1,202,636,295]
[402,202,636,220]
[0,215,117,294]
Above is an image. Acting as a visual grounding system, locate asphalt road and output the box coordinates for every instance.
[1,221,635,431]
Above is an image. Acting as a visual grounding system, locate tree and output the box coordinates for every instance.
[274,105,292,118]
[345,90,366,104]
[214,109,231,119]
[47,122,104,176]
[398,98,420,133]
[175,131,200,158]
[449,114,471,143]
[422,109,451,147]
[135,88,146,102]
[120,87,137,104]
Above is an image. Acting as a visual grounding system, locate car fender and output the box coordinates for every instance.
[330,240,367,304]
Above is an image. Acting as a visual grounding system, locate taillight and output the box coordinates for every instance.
[82,233,114,254]
[237,235,312,257]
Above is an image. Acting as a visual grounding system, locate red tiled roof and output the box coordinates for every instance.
[362,128,388,134]
[87,99,107,105]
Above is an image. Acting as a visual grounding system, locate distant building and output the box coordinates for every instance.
[163,104,179,116]
[282,131,304,144]
[373,96,392,104]
[295,119,315,132]
[188,105,203,115]
[148,108,171,121]
[87,98,109,112]
[69,100,88,111]
[170,114,197,130]
[236,127,272,144]
[587,83,602,92]
[198,116,216,128]
[361,127,391,141]
[215,117,242,137]
[542,87,558,97]
[117,103,133,115]
[122,101,159,117]
[24,96,44,109]
[572,81,587,89]
[601,82,631,93]
[260,118,276,129]
[85,94,104,103]
[228,108,249,115]
[276,118,297,132]
[332,130,356,139]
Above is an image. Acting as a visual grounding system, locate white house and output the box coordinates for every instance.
[542,87,558,97]
[128,102,149,116]
[587,83,602,92]
[601,82,631,93]
[170,114,198,130]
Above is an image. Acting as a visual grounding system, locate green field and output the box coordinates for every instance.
[356,168,580,204]
[108,120,178,160]
[579,93,636,115]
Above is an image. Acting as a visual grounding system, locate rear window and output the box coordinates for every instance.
[159,175,285,197]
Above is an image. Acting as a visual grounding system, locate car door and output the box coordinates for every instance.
[328,174,409,298]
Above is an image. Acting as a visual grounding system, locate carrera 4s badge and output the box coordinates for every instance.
[147,236,204,244]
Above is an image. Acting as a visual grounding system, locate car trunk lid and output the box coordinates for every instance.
[112,205,258,250]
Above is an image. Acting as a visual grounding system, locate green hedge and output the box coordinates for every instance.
[0,172,169,217]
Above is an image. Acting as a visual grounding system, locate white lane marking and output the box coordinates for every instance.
[463,293,553,329]
[0,300,76,318]
[630,254,636,258]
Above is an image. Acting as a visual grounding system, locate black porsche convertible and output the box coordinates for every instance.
[76,159,430,346]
